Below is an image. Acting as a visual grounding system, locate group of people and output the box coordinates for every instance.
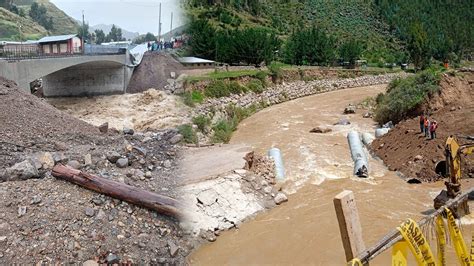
[147,40,176,52]
[419,114,438,139]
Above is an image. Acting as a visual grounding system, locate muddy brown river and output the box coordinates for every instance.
[189,85,474,265]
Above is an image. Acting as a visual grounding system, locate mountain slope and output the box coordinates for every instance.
[187,0,402,63]
[0,7,47,40]
[16,0,78,35]
[0,0,78,40]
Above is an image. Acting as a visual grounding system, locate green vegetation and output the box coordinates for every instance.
[374,69,442,125]
[0,0,78,40]
[186,0,472,71]
[177,124,197,144]
[339,39,364,68]
[375,0,472,65]
[192,115,211,132]
[182,90,204,107]
[29,1,52,30]
[211,104,259,143]
[283,27,336,66]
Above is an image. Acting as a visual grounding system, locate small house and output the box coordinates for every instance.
[178,57,215,68]
[38,34,82,55]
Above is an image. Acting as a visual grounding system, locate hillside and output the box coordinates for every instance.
[0,7,47,40]
[0,0,78,40]
[186,0,402,63]
[17,0,78,35]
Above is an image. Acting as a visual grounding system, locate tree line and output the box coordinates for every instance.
[77,24,126,44]
[189,18,365,67]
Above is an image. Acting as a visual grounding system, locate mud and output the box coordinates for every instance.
[48,89,191,132]
[188,84,474,265]
[372,71,474,182]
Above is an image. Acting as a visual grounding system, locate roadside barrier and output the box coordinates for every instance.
[334,188,474,265]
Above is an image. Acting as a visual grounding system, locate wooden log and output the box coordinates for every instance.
[52,164,183,220]
[334,190,366,262]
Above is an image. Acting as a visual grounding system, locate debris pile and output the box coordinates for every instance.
[0,77,190,264]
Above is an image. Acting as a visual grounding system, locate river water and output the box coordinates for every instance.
[189,85,474,265]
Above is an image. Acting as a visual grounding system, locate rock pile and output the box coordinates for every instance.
[193,73,407,118]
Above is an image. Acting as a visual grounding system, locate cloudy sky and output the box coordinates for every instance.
[50,0,186,35]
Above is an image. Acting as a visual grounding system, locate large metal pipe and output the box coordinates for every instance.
[362,132,375,146]
[347,131,368,177]
[375,128,389,138]
[268,148,286,181]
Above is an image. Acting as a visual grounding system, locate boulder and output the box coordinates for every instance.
[344,104,356,114]
[6,160,40,180]
[334,118,351,125]
[274,193,288,205]
[123,127,135,135]
[169,134,183,144]
[67,160,82,170]
[84,154,92,166]
[116,158,129,168]
[106,151,121,163]
[99,122,109,133]
[37,152,55,170]
[309,127,332,133]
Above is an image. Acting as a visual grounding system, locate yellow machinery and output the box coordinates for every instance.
[434,135,474,217]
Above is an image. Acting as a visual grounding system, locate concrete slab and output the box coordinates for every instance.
[177,144,252,184]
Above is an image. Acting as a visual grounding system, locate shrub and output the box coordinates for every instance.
[182,91,204,107]
[205,80,230,98]
[374,69,441,125]
[192,115,211,132]
[255,71,268,86]
[177,124,197,144]
[268,61,283,81]
[247,79,264,93]
[191,91,204,103]
[211,119,236,143]
[228,81,246,94]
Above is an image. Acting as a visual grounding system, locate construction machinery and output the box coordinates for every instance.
[434,135,474,217]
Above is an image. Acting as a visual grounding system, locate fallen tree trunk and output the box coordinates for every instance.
[52,164,183,219]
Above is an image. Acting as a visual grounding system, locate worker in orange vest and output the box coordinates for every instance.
[430,121,438,139]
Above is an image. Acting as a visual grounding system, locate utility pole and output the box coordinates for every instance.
[82,10,85,54]
[158,2,162,42]
[170,12,173,41]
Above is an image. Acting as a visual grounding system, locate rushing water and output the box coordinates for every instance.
[189,85,474,265]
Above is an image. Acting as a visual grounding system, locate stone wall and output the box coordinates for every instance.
[193,73,408,118]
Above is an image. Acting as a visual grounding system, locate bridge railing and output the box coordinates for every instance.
[0,45,127,61]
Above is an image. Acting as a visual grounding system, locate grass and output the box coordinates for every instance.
[186,69,268,82]
[182,91,204,107]
[211,104,259,143]
[192,115,211,132]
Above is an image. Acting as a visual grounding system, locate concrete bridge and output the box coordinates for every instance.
[0,53,133,97]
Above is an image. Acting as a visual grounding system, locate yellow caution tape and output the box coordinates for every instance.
[392,240,408,266]
[397,218,436,266]
[445,208,470,266]
[435,215,446,266]
[347,258,363,266]
[470,235,474,264]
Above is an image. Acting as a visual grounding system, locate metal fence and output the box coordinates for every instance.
[0,44,127,61]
